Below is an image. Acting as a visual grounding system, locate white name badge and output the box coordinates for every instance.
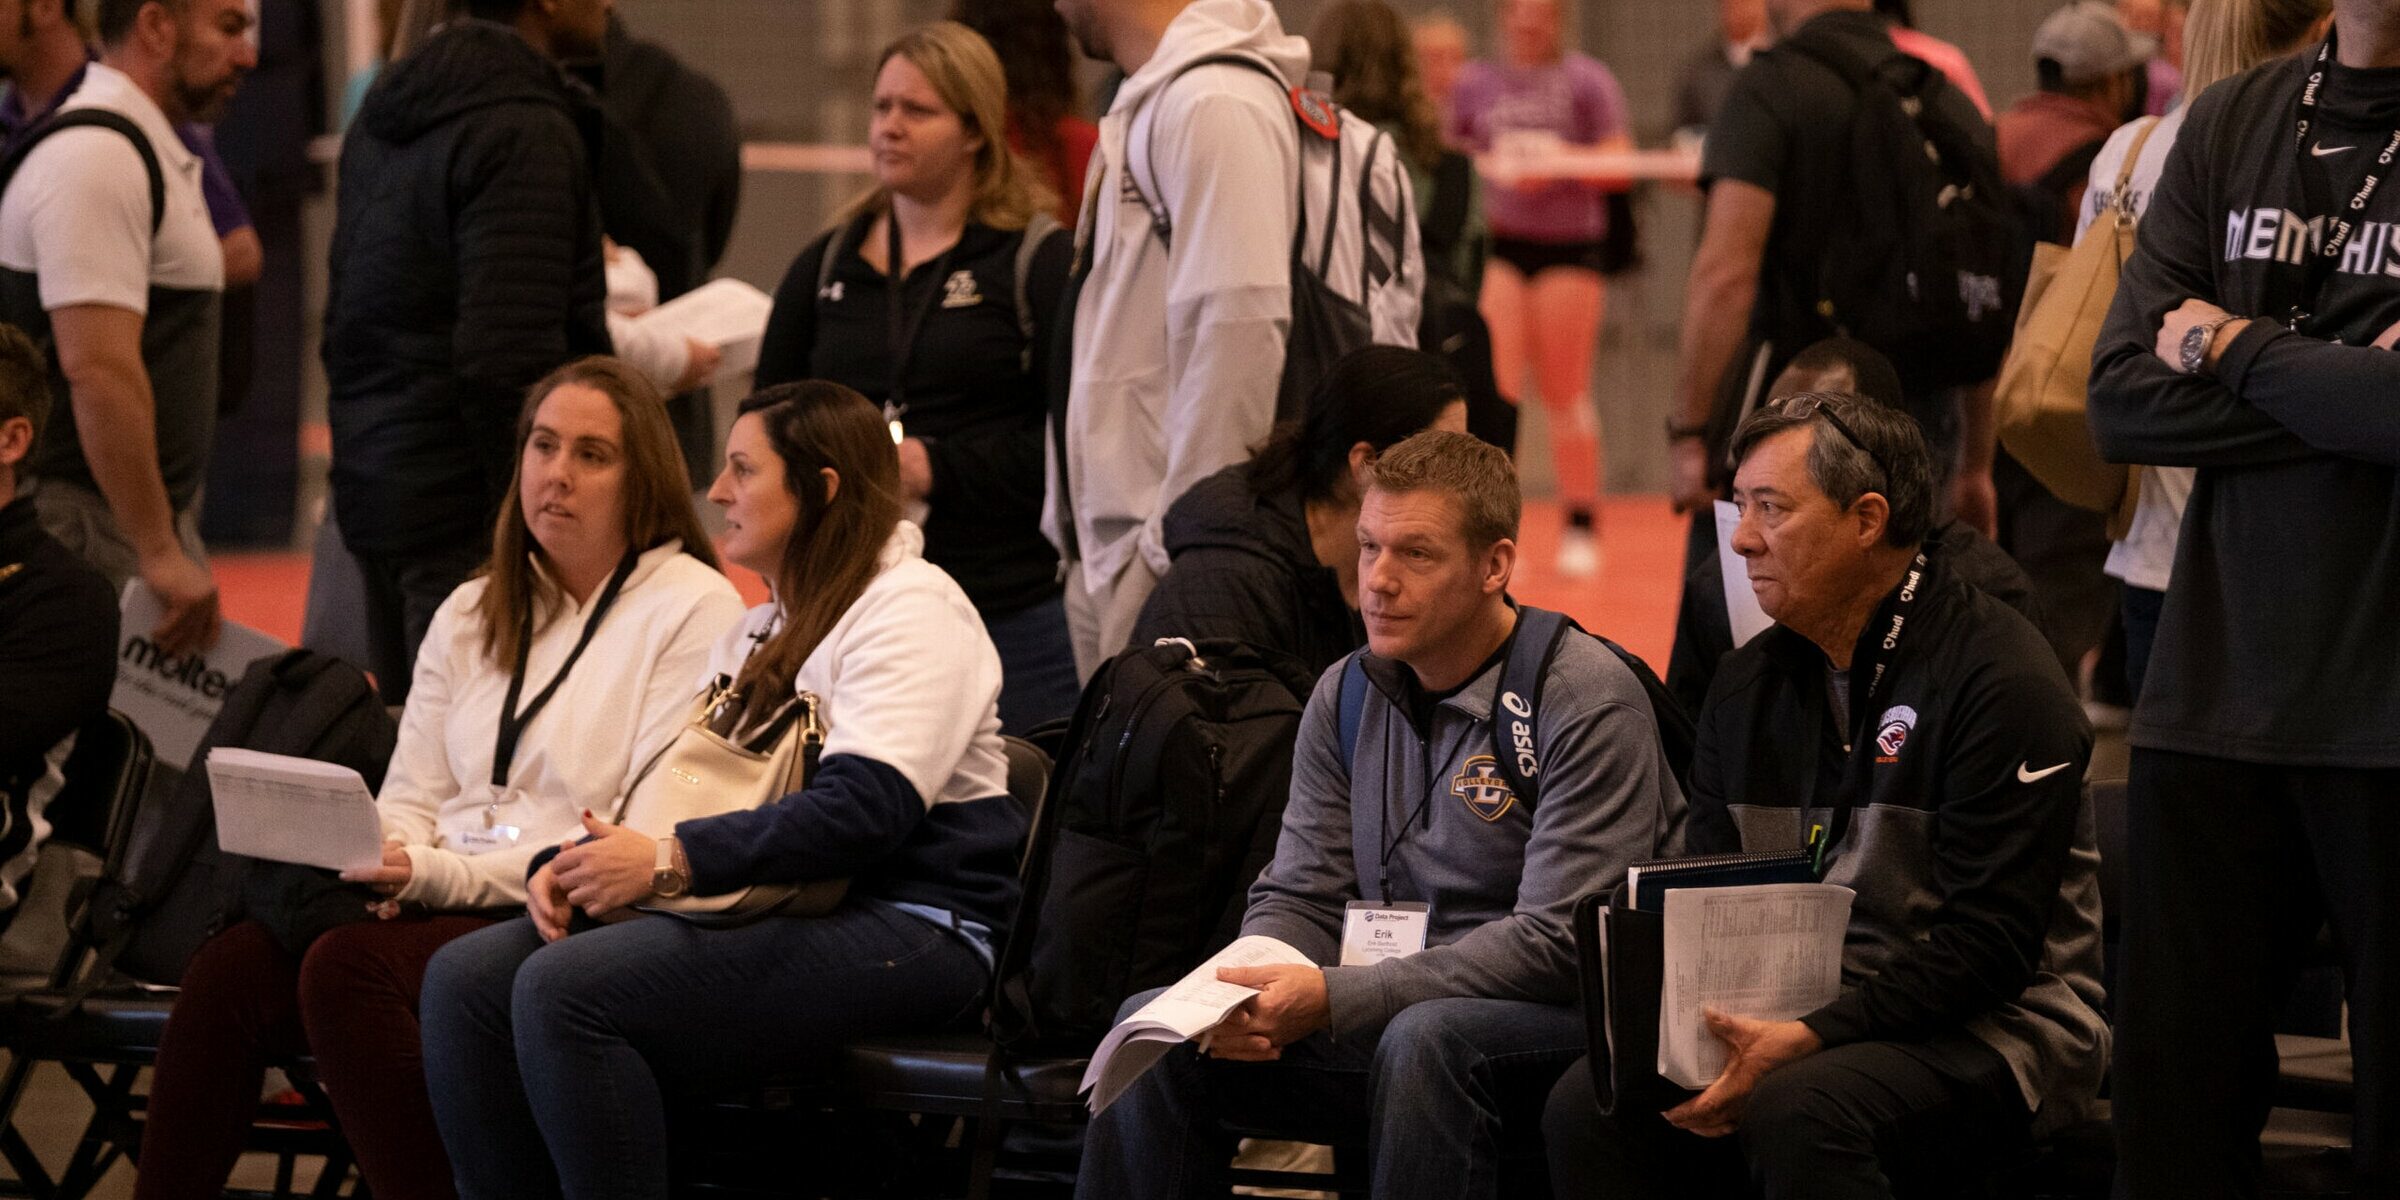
[1340,901,1430,968]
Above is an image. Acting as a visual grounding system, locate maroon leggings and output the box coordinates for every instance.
[134,914,498,1200]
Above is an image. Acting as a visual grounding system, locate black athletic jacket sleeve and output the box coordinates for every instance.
[0,503,115,768]
[2090,80,2319,469]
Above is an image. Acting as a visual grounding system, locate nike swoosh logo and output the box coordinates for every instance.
[2314,143,2356,157]
[2017,761,2072,784]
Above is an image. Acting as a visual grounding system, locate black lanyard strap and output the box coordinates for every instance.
[1808,549,1930,866]
[2289,35,2400,331]
[491,548,640,789]
[884,211,960,419]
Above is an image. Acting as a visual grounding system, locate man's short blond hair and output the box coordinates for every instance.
[1368,430,1520,548]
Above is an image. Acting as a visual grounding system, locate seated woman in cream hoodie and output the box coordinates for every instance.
[133,357,744,1200]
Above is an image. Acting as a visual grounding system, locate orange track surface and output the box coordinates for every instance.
[214,496,1692,674]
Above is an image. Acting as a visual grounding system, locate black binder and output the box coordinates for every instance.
[1570,850,1817,1116]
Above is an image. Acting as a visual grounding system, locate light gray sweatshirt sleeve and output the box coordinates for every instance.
[1239,661,1355,968]
[1317,645,1687,1039]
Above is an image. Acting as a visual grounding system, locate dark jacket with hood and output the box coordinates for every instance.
[323,20,610,559]
[1128,462,1365,678]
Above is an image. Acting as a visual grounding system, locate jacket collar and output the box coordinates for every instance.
[1357,607,1520,731]
[0,495,39,560]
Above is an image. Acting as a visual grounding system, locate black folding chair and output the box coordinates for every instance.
[0,710,361,1200]
[684,735,1092,1199]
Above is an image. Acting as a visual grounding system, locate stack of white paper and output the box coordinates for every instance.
[204,748,385,872]
[1081,935,1313,1114]
[629,278,776,383]
[1657,882,1853,1088]
[1714,500,1774,648]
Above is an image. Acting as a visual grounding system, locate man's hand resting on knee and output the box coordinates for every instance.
[1662,1008,1823,1138]
[1204,965,1331,1061]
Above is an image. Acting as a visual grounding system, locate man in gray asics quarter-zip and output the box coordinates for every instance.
[2091,4,2400,1195]
[1074,431,1686,1200]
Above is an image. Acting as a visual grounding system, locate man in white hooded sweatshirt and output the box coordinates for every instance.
[1045,0,1301,676]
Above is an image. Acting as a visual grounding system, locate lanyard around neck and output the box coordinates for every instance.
[2289,35,2400,331]
[489,548,639,789]
[883,211,960,422]
[1805,550,1929,868]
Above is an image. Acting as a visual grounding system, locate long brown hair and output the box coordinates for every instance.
[1311,0,1448,172]
[833,21,1058,235]
[727,381,905,714]
[472,356,720,668]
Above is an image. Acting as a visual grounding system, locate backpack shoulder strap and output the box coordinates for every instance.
[1335,651,1369,777]
[0,108,164,236]
[812,213,869,308]
[1135,53,1291,249]
[1493,607,1572,811]
[1012,212,1062,372]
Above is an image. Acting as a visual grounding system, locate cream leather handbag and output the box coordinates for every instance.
[610,678,847,920]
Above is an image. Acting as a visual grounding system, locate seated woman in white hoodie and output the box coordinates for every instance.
[420,379,1025,1200]
[134,358,744,1200]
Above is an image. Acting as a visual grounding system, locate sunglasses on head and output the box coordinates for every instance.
[1773,393,1890,496]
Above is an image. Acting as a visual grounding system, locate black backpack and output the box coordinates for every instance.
[992,637,1311,1050]
[73,650,398,991]
[1782,36,2021,393]
[1416,150,1514,454]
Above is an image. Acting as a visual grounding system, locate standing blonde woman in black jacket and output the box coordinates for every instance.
[754,21,1073,734]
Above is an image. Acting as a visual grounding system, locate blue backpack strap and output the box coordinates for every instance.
[1493,607,1572,812]
[1336,652,1369,777]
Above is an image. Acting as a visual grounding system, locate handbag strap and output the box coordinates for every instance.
[2107,117,2162,234]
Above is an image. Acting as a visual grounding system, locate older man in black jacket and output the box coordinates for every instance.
[1546,391,2107,1198]
[322,0,611,703]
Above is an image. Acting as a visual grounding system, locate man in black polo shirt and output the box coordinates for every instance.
[2090,5,2400,1194]
[1547,391,2107,1197]
[1665,0,2002,558]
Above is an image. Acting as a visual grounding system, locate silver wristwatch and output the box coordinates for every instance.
[2179,314,2239,376]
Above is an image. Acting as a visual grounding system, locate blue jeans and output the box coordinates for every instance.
[985,592,1078,736]
[419,905,985,1200]
[1073,991,1585,1200]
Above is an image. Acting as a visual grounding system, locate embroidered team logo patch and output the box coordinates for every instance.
[941,269,983,308]
[1874,705,1918,762]
[1451,755,1517,822]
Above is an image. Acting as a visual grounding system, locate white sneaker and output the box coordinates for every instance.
[1557,527,1600,578]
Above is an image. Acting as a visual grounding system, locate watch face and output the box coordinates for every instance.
[2181,324,2209,373]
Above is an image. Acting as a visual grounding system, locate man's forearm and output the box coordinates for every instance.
[1674,258,1758,433]
[66,359,179,558]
